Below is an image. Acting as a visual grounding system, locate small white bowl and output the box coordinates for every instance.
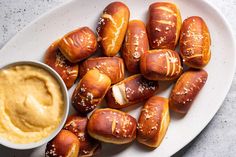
[0,61,69,150]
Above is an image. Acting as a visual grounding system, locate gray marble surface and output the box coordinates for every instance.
[0,0,236,156]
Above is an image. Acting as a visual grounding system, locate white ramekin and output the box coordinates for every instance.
[0,60,69,149]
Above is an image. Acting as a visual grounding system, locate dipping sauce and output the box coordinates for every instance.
[0,65,64,144]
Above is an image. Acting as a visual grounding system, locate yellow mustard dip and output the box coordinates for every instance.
[0,65,64,144]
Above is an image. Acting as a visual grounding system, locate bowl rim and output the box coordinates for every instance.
[0,60,69,150]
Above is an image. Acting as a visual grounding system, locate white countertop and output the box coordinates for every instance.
[0,0,236,156]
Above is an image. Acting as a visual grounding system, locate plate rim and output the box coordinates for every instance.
[169,0,236,155]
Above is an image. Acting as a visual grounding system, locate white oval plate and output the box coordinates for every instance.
[0,0,235,156]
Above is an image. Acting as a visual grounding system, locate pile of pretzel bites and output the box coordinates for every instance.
[44,1,210,157]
